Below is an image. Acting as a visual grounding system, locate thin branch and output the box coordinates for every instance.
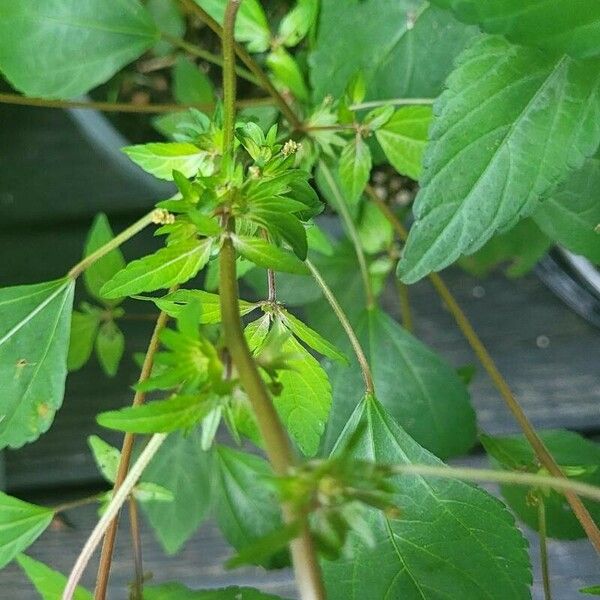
[538,498,553,600]
[350,98,435,111]
[52,493,104,514]
[128,497,144,600]
[395,276,413,332]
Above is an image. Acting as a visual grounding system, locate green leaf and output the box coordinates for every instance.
[16,554,92,600]
[145,582,288,599]
[431,0,600,59]
[338,136,372,206]
[278,0,318,47]
[67,309,101,371]
[97,394,211,433]
[194,0,270,53]
[533,158,600,263]
[141,430,212,554]
[173,55,215,105]
[399,35,600,283]
[324,308,476,460]
[88,435,119,483]
[232,235,309,274]
[266,47,309,102]
[0,0,158,98]
[322,397,532,599]
[123,142,210,181]
[102,238,213,298]
[148,0,185,57]
[357,201,393,255]
[0,493,53,568]
[0,278,74,449]
[213,445,286,568]
[375,106,432,180]
[581,586,600,596]
[481,430,600,539]
[83,214,126,304]
[96,321,124,377]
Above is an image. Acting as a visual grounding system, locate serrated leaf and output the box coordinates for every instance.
[431,0,600,59]
[83,213,126,304]
[0,278,74,449]
[88,435,120,483]
[0,0,158,98]
[145,582,289,599]
[322,397,532,599]
[16,554,92,600]
[324,308,476,460]
[338,136,372,206]
[123,142,210,181]
[102,238,213,298]
[67,310,101,371]
[141,430,212,554]
[173,55,215,105]
[375,106,432,180]
[232,235,308,274]
[398,35,600,283]
[96,321,124,377]
[0,493,53,568]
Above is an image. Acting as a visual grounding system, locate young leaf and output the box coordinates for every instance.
[375,106,433,180]
[141,430,212,554]
[67,309,101,371]
[96,321,125,377]
[173,55,215,105]
[0,0,158,98]
[88,435,120,483]
[0,278,74,449]
[83,213,126,304]
[0,493,53,568]
[123,142,210,181]
[232,235,309,274]
[266,47,309,102]
[324,308,476,460]
[398,35,600,283]
[101,238,213,298]
[16,554,92,600]
[322,397,532,599]
[278,0,318,47]
[338,135,372,206]
[144,582,289,599]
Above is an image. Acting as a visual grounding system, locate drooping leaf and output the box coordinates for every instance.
[232,235,309,274]
[141,430,212,554]
[375,106,433,180]
[324,308,476,460]
[16,554,92,600]
[145,582,289,600]
[533,158,600,263]
[173,55,215,105]
[0,493,53,568]
[123,142,210,181]
[0,0,158,98]
[67,309,101,371]
[338,136,372,206]
[430,0,600,59]
[266,47,309,102]
[322,397,532,599]
[96,321,125,377]
[278,0,318,47]
[101,238,213,298]
[481,430,600,539]
[88,435,120,483]
[398,35,600,283]
[0,279,74,449]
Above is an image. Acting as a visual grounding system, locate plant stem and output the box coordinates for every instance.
[395,277,413,332]
[306,259,375,395]
[318,160,375,308]
[93,309,171,600]
[367,186,600,555]
[350,98,435,111]
[64,434,168,600]
[222,0,241,158]
[538,498,553,600]
[128,497,144,600]
[52,493,103,514]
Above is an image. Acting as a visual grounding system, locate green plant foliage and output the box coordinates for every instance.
[430,0,600,59]
[0,279,74,449]
[278,0,318,47]
[0,0,158,98]
[582,586,600,596]
[266,48,309,102]
[95,321,125,377]
[67,308,101,371]
[481,430,600,539]
[173,56,216,105]
[232,235,309,274]
[338,135,372,206]
[88,435,120,483]
[16,554,92,600]
[322,397,532,599]
[145,582,289,599]
[399,35,600,283]
[147,0,185,56]
[0,494,53,568]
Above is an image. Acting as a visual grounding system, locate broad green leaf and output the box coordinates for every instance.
[232,235,309,274]
[0,493,53,568]
[582,586,600,596]
[274,337,332,457]
[309,0,477,102]
[102,238,213,298]
[83,214,126,304]
[338,136,372,206]
[145,582,288,599]
[323,397,532,599]
[88,435,119,483]
[0,0,158,98]
[324,308,476,460]
[431,0,600,59]
[148,0,185,56]
[16,554,92,600]
[481,430,600,539]
[96,321,124,377]
[97,394,211,433]
[173,55,215,105]
[399,35,600,283]
[123,142,210,181]
[194,0,270,53]
[533,158,600,263]
[266,47,309,102]
[213,446,286,568]
[67,309,101,371]
[141,430,212,554]
[375,106,433,180]
[278,0,318,47]
[0,279,74,449]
